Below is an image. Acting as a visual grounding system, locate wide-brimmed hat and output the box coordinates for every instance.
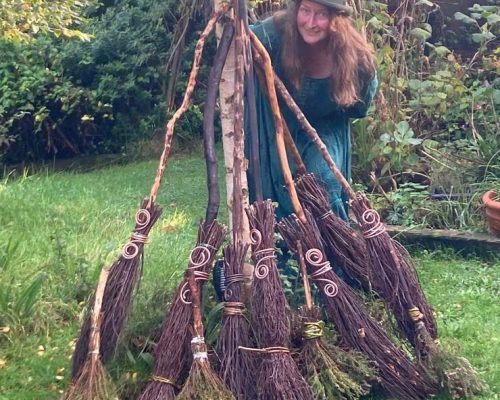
[298,0,352,14]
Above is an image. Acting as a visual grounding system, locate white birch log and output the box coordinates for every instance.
[215,0,250,243]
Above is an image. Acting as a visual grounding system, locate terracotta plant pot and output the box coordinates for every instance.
[482,190,500,237]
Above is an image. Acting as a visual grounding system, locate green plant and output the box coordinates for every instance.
[372,121,423,178]
[0,272,46,334]
[1,0,214,166]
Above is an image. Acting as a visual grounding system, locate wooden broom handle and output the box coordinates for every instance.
[253,65,307,176]
[188,269,204,338]
[148,4,230,205]
[274,76,357,201]
[89,267,110,357]
[233,0,246,244]
[204,22,234,224]
[250,31,306,223]
[297,241,313,310]
[283,119,307,175]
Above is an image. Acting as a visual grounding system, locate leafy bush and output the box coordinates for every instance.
[0,0,212,165]
[350,1,499,229]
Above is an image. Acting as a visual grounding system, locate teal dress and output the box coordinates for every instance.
[246,17,378,220]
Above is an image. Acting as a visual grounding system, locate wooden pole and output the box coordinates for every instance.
[215,0,250,243]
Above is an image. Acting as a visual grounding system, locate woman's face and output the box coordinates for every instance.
[296,0,330,46]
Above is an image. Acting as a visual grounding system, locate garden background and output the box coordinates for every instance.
[0,0,499,399]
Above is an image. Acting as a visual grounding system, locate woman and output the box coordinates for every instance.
[246,0,378,220]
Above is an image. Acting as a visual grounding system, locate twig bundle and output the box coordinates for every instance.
[394,243,487,398]
[176,239,234,400]
[295,242,375,400]
[278,213,437,400]
[295,174,371,290]
[139,220,225,400]
[72,199,162,378]
[245,200,314,400]
[62,267,119,400]
[413,316,488,398]
[216,242,255,399]
[350,193,437,346]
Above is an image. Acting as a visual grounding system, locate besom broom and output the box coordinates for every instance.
[244,200,315,400]
[138,10,232,400]
[175,239,235,400]
[295,241,376,400]
[62,267,119,400]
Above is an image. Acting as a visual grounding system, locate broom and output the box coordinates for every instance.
[139,13,232,400]
[215,2,255,397]
[295,241,375,400]
[295,174,371,291]
[216,242,255,399]
[175,244,235,400]
[71,4,230,379]
[71,200,162,378]
[62,267,119,400]
[269,64,438,347]
[243,200,315,400]
[249,34,436,398]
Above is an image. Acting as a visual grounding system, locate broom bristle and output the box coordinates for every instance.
[246,200,315,400]
[295,174,371,290]
[217,242,255,400]
[62,358,119,400]
[298,306,375,400]
[350,193,437,346]
[139,219,226,400]
[414,321,488,398]
[176,360,235,400]
[72,199,163,378]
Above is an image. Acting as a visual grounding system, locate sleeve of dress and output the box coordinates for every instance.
[345,72,378,118]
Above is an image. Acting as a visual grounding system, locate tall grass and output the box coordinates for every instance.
[0,150,498,399]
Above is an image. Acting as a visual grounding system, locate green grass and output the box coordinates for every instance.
[0,150,498,399]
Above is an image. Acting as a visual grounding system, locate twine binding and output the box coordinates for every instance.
[223,301,246,316]
[151,375,181,389]
[303,321,325,340]
[238,346,290,354]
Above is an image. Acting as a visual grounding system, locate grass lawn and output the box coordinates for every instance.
[0,150,498,399]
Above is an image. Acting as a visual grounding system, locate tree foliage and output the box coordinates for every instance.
[0,0,98,42]
[0,0,211,164]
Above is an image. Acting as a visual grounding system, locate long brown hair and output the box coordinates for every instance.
[276,1,376,107]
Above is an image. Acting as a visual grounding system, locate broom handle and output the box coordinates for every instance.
[283,118,307,175]
[273,76,357,201]
[253,65,307,175]
[233,0,246,244]
[250,32,306,223]
[89,267,110,358]
[297,241,313,310]
[204,22,235,223]
[148,4,230,205]
[240,0,264,201]
[187,269,204,338]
